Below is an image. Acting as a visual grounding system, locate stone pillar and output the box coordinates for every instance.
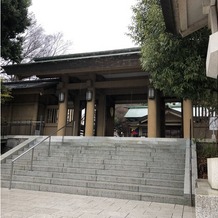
[57,89,68,136]
[183,99,193,139]
[85,88,95,136]
[147,90,160,138]
[73,96,80,136]
[97,94,106,136]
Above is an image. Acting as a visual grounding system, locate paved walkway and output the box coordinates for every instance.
[1,188,195,218]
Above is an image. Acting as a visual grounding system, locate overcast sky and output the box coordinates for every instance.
[29,0,138,54]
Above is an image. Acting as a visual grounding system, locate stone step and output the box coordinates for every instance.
[62,139,186,146]
[2,166,184,187]
[1,164,185,186]
[3,174,183,197]
[104,159,185,168]
[146,178,184,188]
[30,154,156,162]
[146,161,184,168]
[5,155,185,170]
[1,161,184,175]
[97,170,184,181]
[138,184,183,196]
[42,151,185,160]
[87,180,183,196]
[96,175,184,188]
[142,172,184,181]
[15,148,185,161]
[2,164,65,173]
[2,160,185,179]
[1,171,184,190]
[29,149,185,161]
[11,156,185,170]
[1,180,188,205]
[46,146,186,155]
[104,164,185,174]
[43,153,185,163]
[11,167,97,177]
[48,153,185,164]
[44,138,186,145]
[81,145,184,150]
[2,169,184,189]
[2,164,184,182]
[1,138,188,205]
[36,140,186,150]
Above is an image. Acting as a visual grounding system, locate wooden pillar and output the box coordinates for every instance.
[183,99,193,139]
[9,103,13,122]
[159,97,165,137]
[73,96,80,136]
[57,90,68,136]
[97,94,106,136]
[57,77,69,136]
[85,88,95,136]
[105,99,115,136]
[147,89,160,137]
[33,95,38,121]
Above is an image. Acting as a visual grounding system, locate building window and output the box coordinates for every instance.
[46,107,74,123]
[46,107,58,123]
[67,109,74,122]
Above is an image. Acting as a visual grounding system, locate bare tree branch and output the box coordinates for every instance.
[21,14,73,63]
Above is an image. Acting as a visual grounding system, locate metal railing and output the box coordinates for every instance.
[9,121,73,190]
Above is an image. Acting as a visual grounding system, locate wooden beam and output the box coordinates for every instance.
[66,78,148,90]
[95,78,148,89]
[67,83,87,90]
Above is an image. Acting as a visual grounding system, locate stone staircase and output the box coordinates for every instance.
[1,137,189,205]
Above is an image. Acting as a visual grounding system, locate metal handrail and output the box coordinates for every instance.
[9,121,73,189]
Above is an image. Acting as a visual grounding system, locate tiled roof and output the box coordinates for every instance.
[34,47,141,63]
[4,79,59,90]
[124,107,148,118]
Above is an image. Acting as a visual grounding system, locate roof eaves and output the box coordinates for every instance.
[3,79,59,90]
[3,48,141,70]
[34,47,141,63]
[160,0,178,35]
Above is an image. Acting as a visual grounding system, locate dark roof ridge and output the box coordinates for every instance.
[3,78,60,85]
[34,47,141,62]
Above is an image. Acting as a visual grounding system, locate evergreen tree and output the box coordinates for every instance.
[129,0,217,110]
[1,0,31,63]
